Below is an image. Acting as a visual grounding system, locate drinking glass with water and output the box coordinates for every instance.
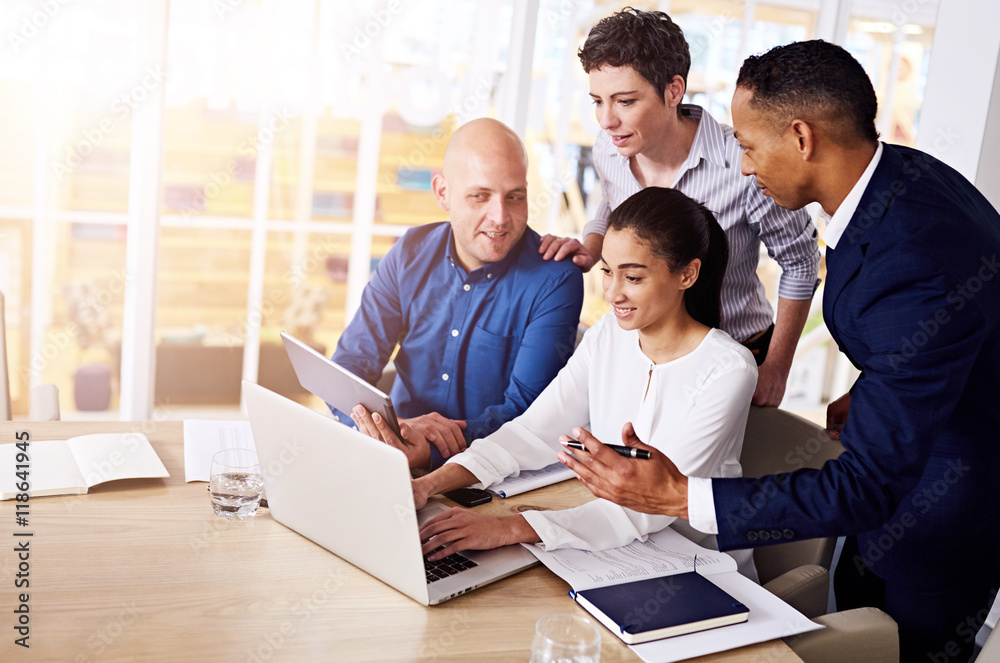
[530,614,601,663]
[210,449,264,519]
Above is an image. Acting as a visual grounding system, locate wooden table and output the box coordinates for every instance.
[0,421,802,662]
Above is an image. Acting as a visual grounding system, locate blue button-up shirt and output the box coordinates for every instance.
[332,222,584,443]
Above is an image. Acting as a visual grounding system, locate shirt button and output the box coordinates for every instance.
[463,284,471,292]
[441,373,449,381]
[451,329,459,337]
[487,273,492,279]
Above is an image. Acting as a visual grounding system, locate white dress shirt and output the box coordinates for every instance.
[686,142,885,536]
[819,142,884,250]
[447,314,758,577]
[584,105,821,342]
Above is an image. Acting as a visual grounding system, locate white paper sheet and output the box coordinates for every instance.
[487,462,575,498]
[183,420,255,482]
[525,526,822,662]
[527,526,737,589]
[630,572,822,663]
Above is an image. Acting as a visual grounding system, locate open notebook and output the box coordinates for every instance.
[0,433,169,499]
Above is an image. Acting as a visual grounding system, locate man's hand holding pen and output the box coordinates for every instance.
[557,422,689,519]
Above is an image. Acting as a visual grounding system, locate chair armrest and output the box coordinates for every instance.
[784,607,898,663]
[763,564,829,619]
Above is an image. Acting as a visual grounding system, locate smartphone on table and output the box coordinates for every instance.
[443,487,492,507]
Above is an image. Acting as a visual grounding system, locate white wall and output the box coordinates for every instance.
[916,0,1000,210]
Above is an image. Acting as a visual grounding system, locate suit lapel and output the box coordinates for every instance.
[823,144,904,358]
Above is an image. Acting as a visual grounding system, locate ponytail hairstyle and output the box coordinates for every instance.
[607,187,728,329]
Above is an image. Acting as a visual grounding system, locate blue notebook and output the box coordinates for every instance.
[571,571,749,644]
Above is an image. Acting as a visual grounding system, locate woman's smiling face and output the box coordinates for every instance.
[601,227,697,334]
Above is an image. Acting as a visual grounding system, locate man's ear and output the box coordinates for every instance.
[790,119,815,161]
[431,173,449,211]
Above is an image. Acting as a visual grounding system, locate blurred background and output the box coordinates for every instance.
[0,0,956,419]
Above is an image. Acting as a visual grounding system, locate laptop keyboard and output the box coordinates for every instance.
[424,552,478,583]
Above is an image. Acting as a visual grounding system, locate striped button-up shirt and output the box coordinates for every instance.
[583,105,821,342]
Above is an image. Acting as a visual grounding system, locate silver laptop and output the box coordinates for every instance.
[242,380,537,606]
[281,331,401,437]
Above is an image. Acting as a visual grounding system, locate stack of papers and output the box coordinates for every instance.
[183,420,255,482]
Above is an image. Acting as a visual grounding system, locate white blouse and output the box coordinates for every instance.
[447,314,758,574]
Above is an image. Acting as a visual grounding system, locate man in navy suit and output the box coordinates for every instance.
[560,40,1000,661]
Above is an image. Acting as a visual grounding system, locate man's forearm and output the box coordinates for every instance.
[583,232,604,265]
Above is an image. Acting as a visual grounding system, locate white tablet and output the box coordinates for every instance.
[280,331,402,437]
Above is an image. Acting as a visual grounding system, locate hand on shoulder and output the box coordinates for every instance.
[538,234,599,271]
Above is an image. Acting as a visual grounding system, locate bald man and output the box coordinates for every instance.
[333,119,584,470]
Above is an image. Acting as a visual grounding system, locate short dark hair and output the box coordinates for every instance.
[607,187,728,330]
[737,40,879,144]
[578,7,690,96]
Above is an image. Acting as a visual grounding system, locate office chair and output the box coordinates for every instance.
[741,406,845,616]
[978,621,1000,661]
[741,406,898,662]
[1,290,60,421]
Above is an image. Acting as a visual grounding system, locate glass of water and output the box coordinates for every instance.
[530,614,601,663]
[209,449,264,519]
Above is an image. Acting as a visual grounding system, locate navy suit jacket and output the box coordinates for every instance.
[713,144,1000,588]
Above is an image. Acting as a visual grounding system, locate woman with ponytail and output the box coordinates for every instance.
[361,187,758,579]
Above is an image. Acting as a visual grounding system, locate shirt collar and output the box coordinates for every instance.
[821,142,884,250]
[681,105,728,169]
[445,227,524,281]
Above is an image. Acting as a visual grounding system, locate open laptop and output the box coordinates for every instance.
[280,331,401,437]
[242,380,537,606]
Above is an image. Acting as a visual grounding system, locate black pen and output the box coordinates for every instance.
[563,440,651,460]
